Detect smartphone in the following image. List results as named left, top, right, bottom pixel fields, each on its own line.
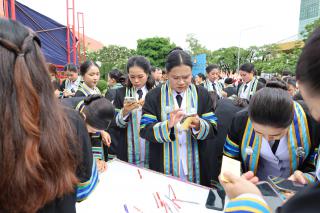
left=268, top=175, right=307, bottom=193
left=124, top=96, right=137, bottom=103
left=205, top=188, right=226, bottom=211
left=256, top=181, right=283, bottom=212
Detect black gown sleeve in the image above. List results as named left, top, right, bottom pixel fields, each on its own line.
left=67, top=109, right=98, bottom=202
left=223, top=110, right=248, bottom=161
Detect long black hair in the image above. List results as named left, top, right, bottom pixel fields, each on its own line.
left=249, top=82, right=294, bottom=128
left=0, top=18, right=78, bottom=212
left=126, top=56, right=154, bottom=90
left=81, top=95, right=115, bottom=130
left=296, top=27, right=320, bottom=94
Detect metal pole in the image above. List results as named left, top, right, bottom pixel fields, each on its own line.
left=66, top=0, right=70, bottom=63
left=237, top=31, right=241, bottom=72
left=237, top=25, right=262, bottom=72
left=10, top=0, right=15, bottom=20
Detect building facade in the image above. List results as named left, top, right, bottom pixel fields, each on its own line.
left=299, top=0, right=320, bottom=37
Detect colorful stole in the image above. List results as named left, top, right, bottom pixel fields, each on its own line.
left=65, top=76, right=81, bottom=92
left=240, top=102, right=312, bottom=174
left=160, top=82, right=201, bottom=183
left=203, top=79, right=223, bottom=93
left=75, top=101, right=104, bottom=161
left=110, top=83, right=123, bottom=90
left=116, top=87, right=149, bottom=168
left=77, top=82, right=101, bottom=96
left=238, top=77, right=259, bottom=100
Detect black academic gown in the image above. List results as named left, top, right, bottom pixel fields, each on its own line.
left=211, top=98, right=245, bottom=173
left=108, top=87, right=129, bottom=161
left=140, top=85, right=218, bottom=186
left=223, top=86, right=237, bottom=97
left=37, top=108, right=94, bottom=213
left=224, top=101, right=319, bottom=175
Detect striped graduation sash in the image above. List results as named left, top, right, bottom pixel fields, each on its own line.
left=160, top=82, right=201, bottom=183
left=241, top=102, right=311, bottom=174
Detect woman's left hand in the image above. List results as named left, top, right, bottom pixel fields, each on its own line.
left=96, top=159, right=107, bottom=173
left=100, top=130, right=111, bottom=147
left=189, top=115, right=200, bottom=131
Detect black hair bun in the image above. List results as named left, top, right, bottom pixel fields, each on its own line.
left=84, top=94, right=104, bottom=105
left=168, top=47, right=183, bottom=55
left=266, top=80, right=288, bottom=91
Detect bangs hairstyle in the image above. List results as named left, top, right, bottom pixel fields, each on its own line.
left=126, top=56, right=154, bottom=90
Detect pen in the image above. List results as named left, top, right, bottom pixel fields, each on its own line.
left=173, top=199, right=200, bottom=205
left=137, top=169, right=142, bottom=179
left=124, top=204, right=129, bottom=213
left=153, top=193, right=159, bottom=208
left=156, top=192, right=163, bottom=207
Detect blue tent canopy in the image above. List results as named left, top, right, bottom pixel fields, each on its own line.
left=7, top=1, right=78, bottom=66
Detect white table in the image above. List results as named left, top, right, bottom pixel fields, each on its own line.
left=76, top=159, right=223, bottom=213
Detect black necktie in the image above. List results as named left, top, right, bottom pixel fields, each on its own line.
left=243, top=84, right=248, bottom=92
left=176, top=94, right=182, bottom=108
left=212, top=83, right=216, bottom=91
left=271, top=140, right=280, bottom=155
left=137, top=89, right=143, bottom=100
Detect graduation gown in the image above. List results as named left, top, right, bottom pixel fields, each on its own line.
left=111, top=86, right=150, bottom=167
left=140, top=83, right=218, bottom=185
left=75, top=100, right=106, bottom=161
left=37, top=108, right=98, bottom=213
left=74, top=82, right=101, bottom=97
left=223, top=101, right=319, bottom=178
left=237, top=77, right=264, bottom=100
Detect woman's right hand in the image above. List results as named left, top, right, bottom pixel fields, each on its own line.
left=168, top=109, right=185, bottom=129
left=219, top=171, right=262, bottom=199
left=122, top=101, right=140, bottom=117
left=288, top=170, right=308, bottom=185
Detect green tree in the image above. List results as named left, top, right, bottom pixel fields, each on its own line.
left=185, top=34, right=209, bottom=55
left=301, top=17, right=320, bottom=41
left=86, top=45, right=136, bottom=79
left=136, top=37, right=176, bottom=68
left=207, top=47, right=252, bottom=72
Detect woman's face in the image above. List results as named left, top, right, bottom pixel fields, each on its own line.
left=299, top=82, right=320, bottom=122
left=207, top=69, right=220, bottom=82
left=288, top=84, right=297, bottom=97
left=128, top=66, right=148, bottom=89
left=252, top=122, right=289, bottom=141
left=83, top=66, right=100, bottom=88
left=239, top=71, right=253, bottom=83
left=168, top=65, right=192, bottom=93
left=67, top=71, right=78, bottom=82
left=107, top=74, right=116, bottom=86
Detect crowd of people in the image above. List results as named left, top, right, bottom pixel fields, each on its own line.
left=1, top=18, right=320, bottom=213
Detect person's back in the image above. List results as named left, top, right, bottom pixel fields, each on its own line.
left=0, top=19, right=96, bottom=213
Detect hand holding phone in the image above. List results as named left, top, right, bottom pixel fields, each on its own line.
left=123, top=97, right=139, bottom=116
left=256, top=181, right=283, bottom=212
left=268, top=175, right=307, bottom=193
left=205, top=188, right=226, bottom=211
